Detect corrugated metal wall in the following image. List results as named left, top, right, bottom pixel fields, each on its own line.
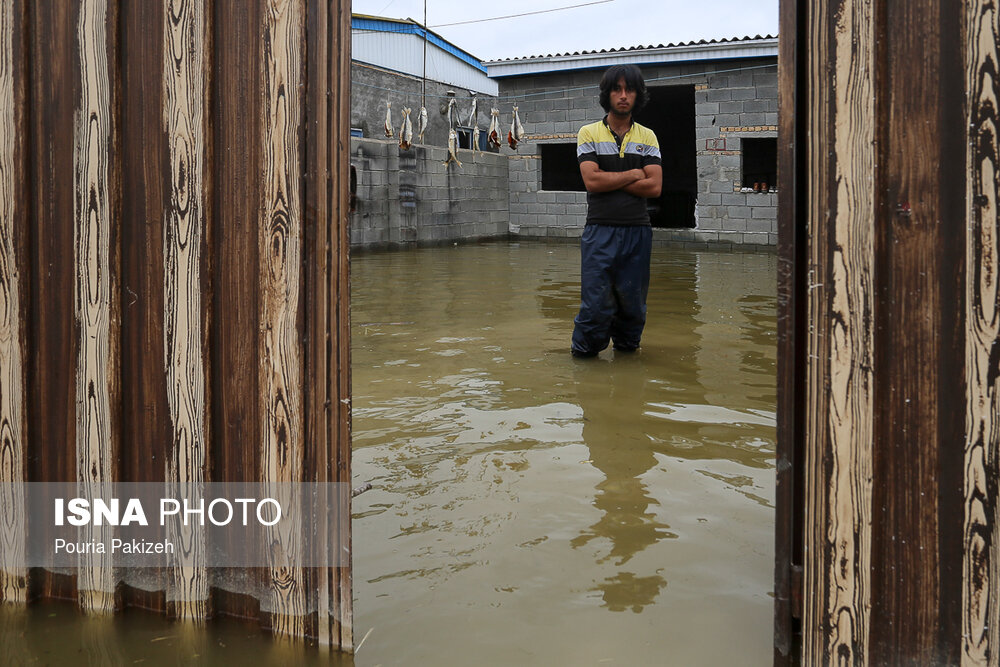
left=0, top=0, right=353, bottom=650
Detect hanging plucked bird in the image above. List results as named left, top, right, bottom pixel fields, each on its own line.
left=417, top=106, right=428, bottom=143
left=469, top=97, right=480, bottom=153
left=508, top=105, right=525, bottom=150
left=488, top=108, right=502, bottom=149
left=399, top=107, right=413, bottom=150
left=468, top=96, right=478, bottom=127
left=444, top=129, right=463, bottom=167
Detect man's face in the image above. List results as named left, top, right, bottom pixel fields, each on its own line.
left=610, top=77, right=637, bottom=116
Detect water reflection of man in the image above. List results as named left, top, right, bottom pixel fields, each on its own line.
left=571, top=355, right=671, bottom=612
left=572, top=65, right=662, bottom=358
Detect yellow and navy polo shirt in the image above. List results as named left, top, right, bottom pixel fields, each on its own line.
left=577, top=117, right=661, bottom=225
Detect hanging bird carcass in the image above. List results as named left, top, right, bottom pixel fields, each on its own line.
left=398, top=107, right=413, bottom=150
left=444, top=129, right=463, bottom=168
left=417, top=106, right=428, bottom=143
left=487, top=108, right=502, bottom=149
left=508, top=105, right=525, bottom=150
left=468, top=97, right=478, bottom=127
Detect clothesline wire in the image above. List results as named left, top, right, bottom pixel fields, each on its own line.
left=352, top=63, right=778, bottom=104
left=429, top=0, right=614, bottom=28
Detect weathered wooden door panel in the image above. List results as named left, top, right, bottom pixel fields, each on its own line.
left=0, top=0, right=352, bottom=650
left=869, top=3, right=967, bottom=663
left=776, top=0, right=1000, bottom=664
left=0, top=0, right=29, bottom=610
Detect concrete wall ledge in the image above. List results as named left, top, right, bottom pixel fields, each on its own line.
left=350, top=234, right=513, bottom=254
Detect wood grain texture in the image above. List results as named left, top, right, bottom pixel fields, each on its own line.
left=12, top=0, right=355, bottom=646
left=304, top=0, right=353, bottom=648
left=30, top=8, right=79, bottom=480
left=163, top=0, right=209, bottom=622
left=119, top=0, right=170, bottom=614
left=120, top=1, right=170, bottom=483
left=29, top=0, right=80, bottom=605
left=934, top=6, right=967, bottom=659
left=74, top=0, right=118, bottom=615
left=211, top=0, right=260, bottom=486
left=332, top=0, right=353, bottom=647
left=774, top=0, right=806, bottom=661
left=790, top=1, right=975, bottom=662
left=210, top=0, right=264, bottom=625
left=801, top=0, right=879, bottom=658
left=303, top=0, right=330, bottom=645
left=869, top=0, right=967, bottom=662
left=801, top=0, right=835, bottom=661
left=824, top=0, right=876, bottom=661
left=261, top=0, right=305, bottom=638
left=870, top=0, right=942, bottom=659
left=964, top=0, right=1000, bottom=663
left=0, top=0, right=26, bottom=606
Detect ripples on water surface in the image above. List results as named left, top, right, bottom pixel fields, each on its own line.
left=0, top=241, right=774, bottom=666
left=352, top=241, right=777, bottom=666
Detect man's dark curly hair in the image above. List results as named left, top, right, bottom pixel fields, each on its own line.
left=598, top=64, right=649, bottom=114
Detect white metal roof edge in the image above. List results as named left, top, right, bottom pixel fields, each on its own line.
left=353, top=33, right=499, bottom=95
left=486, top=39, right=778, bottom=78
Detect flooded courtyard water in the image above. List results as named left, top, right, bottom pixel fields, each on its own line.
left=351, top=241, right=777, bottom=666
left=0, top=240, right=775, bottom=666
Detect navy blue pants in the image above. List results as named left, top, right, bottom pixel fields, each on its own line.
left=571, top=224, right=652, bottom=356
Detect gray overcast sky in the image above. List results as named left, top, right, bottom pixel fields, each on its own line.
left=351, top=0, right=779, bottom=62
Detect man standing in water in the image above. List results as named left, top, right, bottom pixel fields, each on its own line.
left=572, top=64, right=662, bottom=358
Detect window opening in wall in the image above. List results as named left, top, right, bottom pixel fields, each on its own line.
left=540, top=143, right=586, bottom=192
left=634, top=85, right=697, bottom=228
left=741, top=137, right=777, bottom=191
left=477, top=129, right=492, bottom=153
left=457, top=126, right=473, bottom=150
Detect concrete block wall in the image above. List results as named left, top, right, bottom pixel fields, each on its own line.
left=351, top=62, right=499, bottom=149
left=694, top=63, right=778, bottom=245
left=507, top=155, right=589, bottom=238
left=350, top=137, right=509, bottom=248
left=496, top=57, right=779, bottom=245
left=495, top=69, right=599, bottom=238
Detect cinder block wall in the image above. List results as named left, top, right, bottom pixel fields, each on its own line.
left=350, top=137, right=509, bottom=248
left=351, top=62, right=499, bottom=149
left=495, top=57, right=778, bottom=247
left=694, top=65, right=778, bottom=245
left=507, top=155, right=589, bottom=238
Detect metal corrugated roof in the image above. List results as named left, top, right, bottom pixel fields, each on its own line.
left=485, top=35, right=778, bottom=78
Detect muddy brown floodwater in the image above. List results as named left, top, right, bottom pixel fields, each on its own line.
left=0, top=241, right=775, bottom=666
left=351, top=241, right=777, bottom=666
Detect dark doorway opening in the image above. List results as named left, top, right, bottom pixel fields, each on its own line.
left=634, top=85, right=697, bottom=228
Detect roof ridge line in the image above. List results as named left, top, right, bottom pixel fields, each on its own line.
left=484, top=34, right=778, bottom=64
